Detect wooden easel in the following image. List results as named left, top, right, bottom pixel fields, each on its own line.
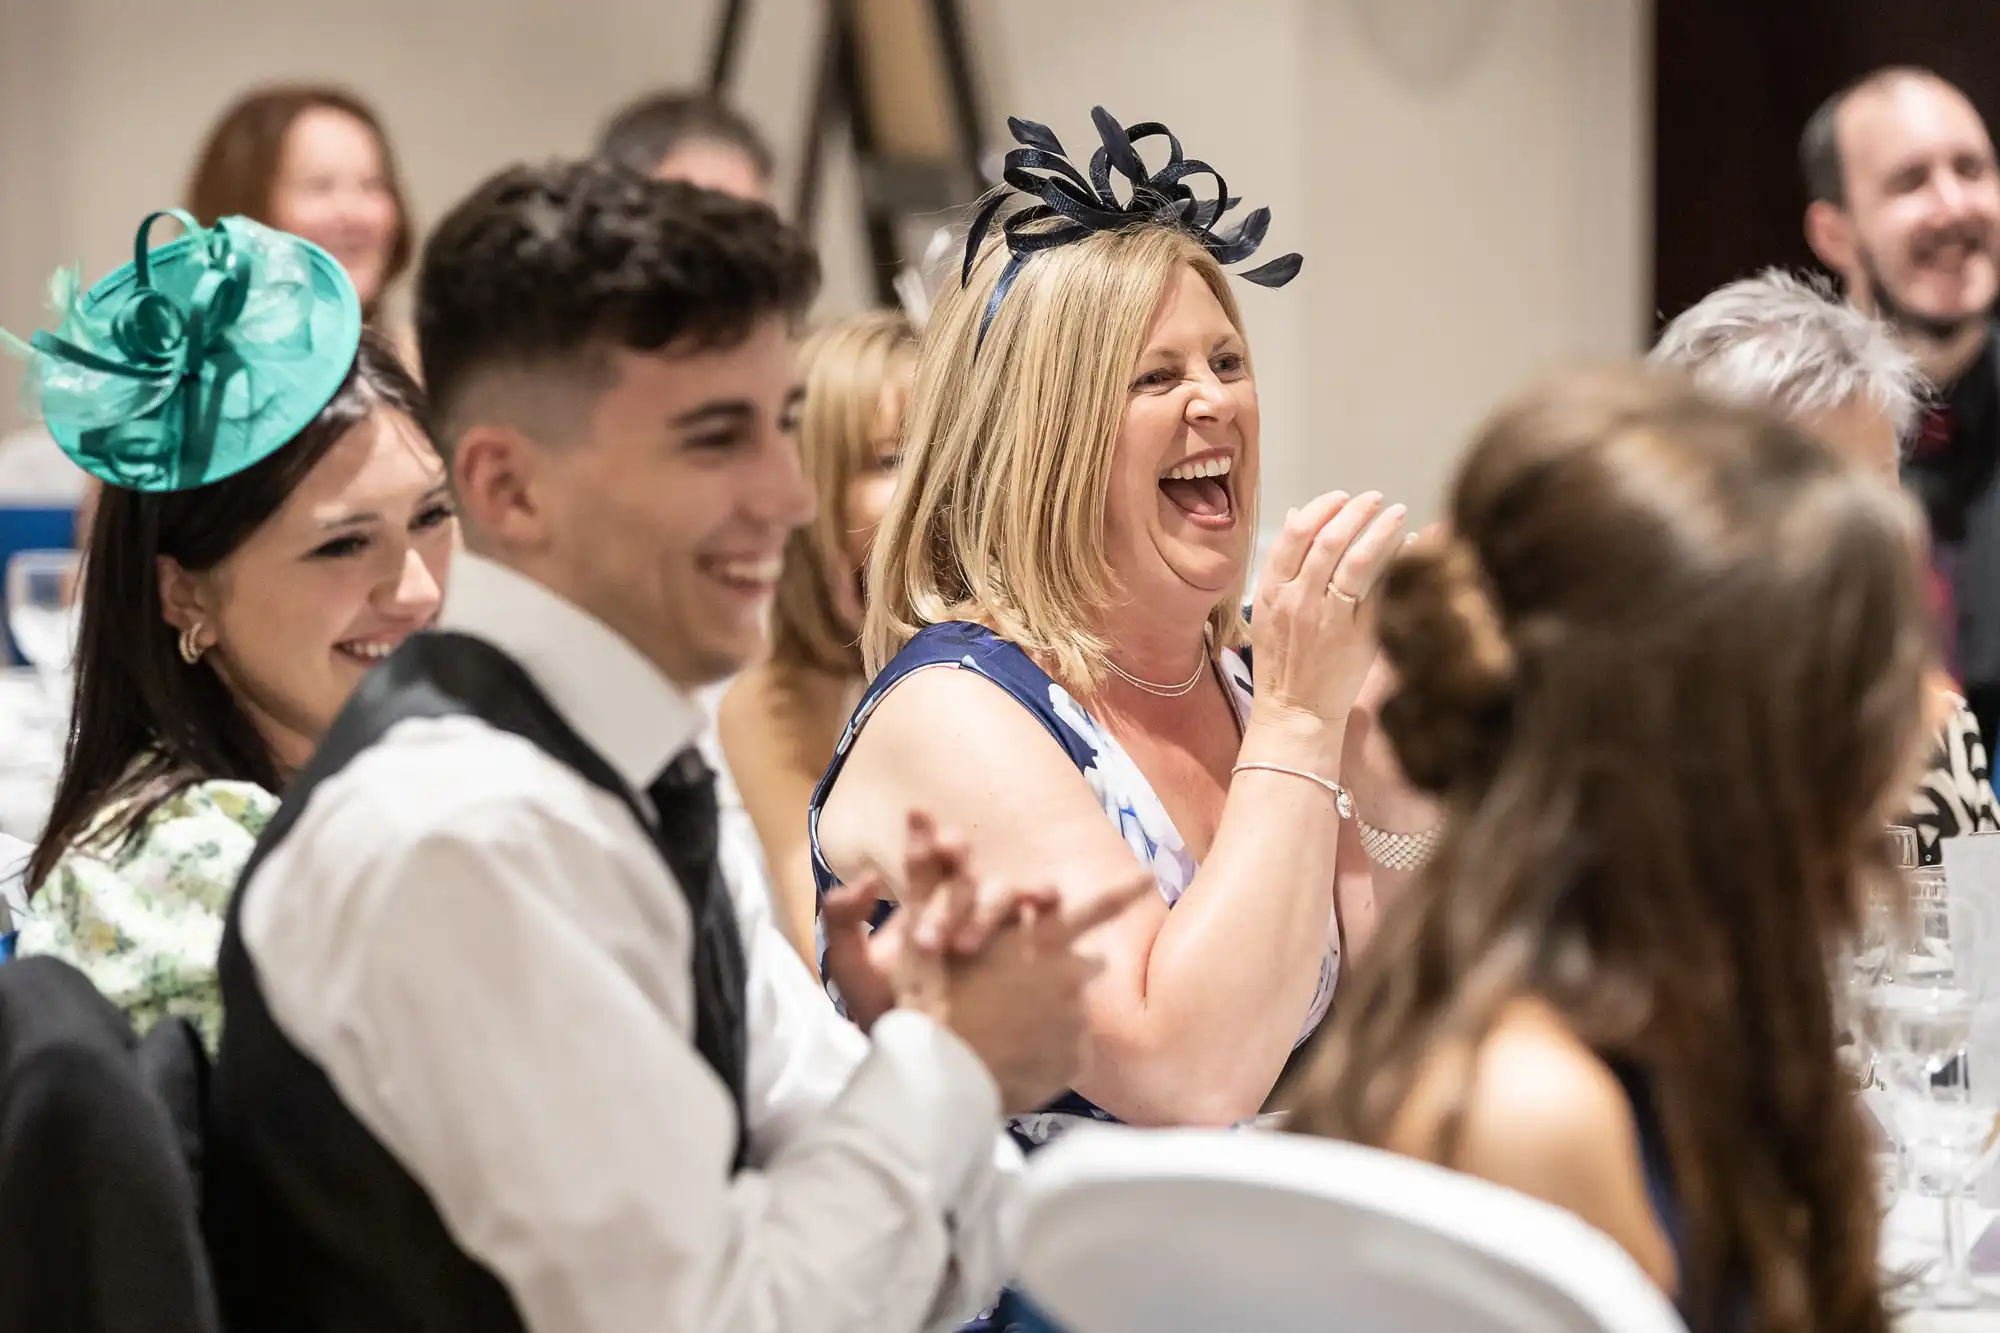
left=708, top=0, right=991, bottom=308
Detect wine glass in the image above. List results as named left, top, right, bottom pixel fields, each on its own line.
left=1844, top=830, right=1917, bottom=1085
left=1862, top=886, right=2000, bottom=1308
left=4, top=549, right=80, bottom=742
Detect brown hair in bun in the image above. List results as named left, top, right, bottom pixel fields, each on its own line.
left=1376, top=534, right=1516, bottom=795
left=1287, top=364, right=1932, bottom=1333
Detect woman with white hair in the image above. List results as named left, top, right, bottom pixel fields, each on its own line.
left=1652, top=268, right=1998, bottom=862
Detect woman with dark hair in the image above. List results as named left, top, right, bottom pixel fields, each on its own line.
left=187, top=84, right=413, bottom=328
left=719, top=309, right=914, bottom=965
left=1284, top=367, right=1932, bottom=1333
left=8, top=209, right=453, bottom=1047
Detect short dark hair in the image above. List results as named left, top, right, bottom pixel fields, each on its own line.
left=30, top=331, right=425, bottom=893
left=595, top=91, right=774, bottom=181
left=1801, top=65, right=1950, bottom=206
left=416, top=158, right=820, bottom=451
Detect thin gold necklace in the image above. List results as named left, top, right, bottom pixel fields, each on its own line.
left=1104, top=630, right=1211, bottom=698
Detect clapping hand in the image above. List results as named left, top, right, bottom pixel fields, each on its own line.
left=824, top=811, right=1152, bottom=1112
left=821, top=812, right=1057, bottom=1030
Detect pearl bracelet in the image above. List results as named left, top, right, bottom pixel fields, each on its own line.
left=1355, top=816, right=1447, bottom=872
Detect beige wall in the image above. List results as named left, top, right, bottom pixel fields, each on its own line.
left=0, top=0, right=871, bottom=432
left=0, top=0, right=1650, bottom=523
left=969, top=0, right=1650, bottom=520
left=1300, top=0, right=1652, bottom=516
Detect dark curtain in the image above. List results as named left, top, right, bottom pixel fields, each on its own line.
left=1652, top=0, right=2000, bottom=332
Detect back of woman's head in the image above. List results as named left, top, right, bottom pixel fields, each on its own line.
left=1381, top=366, right=1927, bottom=877
left=769, top=310, right=915, bottom=678
left=1288, top=365, right=1927, bottom=1333
left=865, top=222, right=1248, bottom=684
left=29, top=331, right=422, bottom=892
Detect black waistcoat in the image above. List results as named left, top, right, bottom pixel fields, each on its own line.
left=205, top=631, right=749, bottom=1333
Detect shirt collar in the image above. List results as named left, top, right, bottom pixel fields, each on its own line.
left=439, top=551, right=704, bottom=792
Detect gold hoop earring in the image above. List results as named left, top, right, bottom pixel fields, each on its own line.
left=178, top=623, right=206, bottom=665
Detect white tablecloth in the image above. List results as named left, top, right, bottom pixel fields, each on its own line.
left=1892, top=1196, right=2000, bottom=1330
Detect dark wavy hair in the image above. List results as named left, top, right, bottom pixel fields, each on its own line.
left=28, top=332, right=425, bottom=894
left=416, top=158, right=818, bottom=454
left=1283, top=367, right=1930, bottom=1333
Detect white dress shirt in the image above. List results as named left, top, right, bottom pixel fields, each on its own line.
left=239, top=552, right=1021, bottom=1333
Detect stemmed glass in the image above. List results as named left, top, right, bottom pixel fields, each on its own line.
left=1857, top=846, right=2000, bottom=1309
left=1845, top=830, right=1913, bottom=1192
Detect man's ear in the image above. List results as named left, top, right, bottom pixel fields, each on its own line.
left=452, top=425, right=555, bottom=553
left=1806, top=199, right=1859, bottom=279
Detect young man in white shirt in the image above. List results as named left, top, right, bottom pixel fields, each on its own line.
left=204, top=160, right=1140, bottom=1333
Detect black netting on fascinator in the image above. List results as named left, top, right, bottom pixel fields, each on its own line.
left=962, top=106, right=1304, bottom=349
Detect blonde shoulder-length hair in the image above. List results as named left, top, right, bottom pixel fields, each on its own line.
left=865, top=222, right=1253, bottom=688
left=770, top=310, right=916, bottom=678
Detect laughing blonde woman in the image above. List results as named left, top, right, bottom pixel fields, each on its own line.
left=809, top=110, right=1437, bottom=1163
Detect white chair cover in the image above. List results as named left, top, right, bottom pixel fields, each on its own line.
left=1017, top=1125, right=1688, bottom=1333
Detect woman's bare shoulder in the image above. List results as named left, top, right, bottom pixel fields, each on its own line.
left=1390, top=998, right=1678, bottom=1290
left=816, top=660, right=1132, bottom=891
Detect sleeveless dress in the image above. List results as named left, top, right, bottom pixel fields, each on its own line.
left=1607, top=1058, right=1744, bottom=1333
left=811, top=622, right=1341, bottom=1333
left=808, top=621, right=1340, bottom=1148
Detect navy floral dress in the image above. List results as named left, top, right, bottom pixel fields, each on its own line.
left=809, top=622, right=1341, bottom=1331
left=809, top=621, right=1338, bottom=1147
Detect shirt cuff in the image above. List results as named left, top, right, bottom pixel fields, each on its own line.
left=868, top=1009, right=1004, bottom=1205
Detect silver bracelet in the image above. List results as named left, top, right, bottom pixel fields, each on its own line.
left=1231, top=762, right=1354, bottom=819
left=1355, top=815, right=1447, bottom=871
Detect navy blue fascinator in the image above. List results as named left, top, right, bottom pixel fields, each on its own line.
left=961, top=106, right=1304, bottom=346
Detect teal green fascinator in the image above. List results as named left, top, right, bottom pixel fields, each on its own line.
left=2, top=209, right=362, bottom=491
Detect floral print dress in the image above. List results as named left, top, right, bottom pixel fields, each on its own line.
left=19, top=778, right=277, bottom=1051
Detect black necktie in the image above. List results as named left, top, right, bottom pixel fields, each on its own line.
left=647, top=747, right=722, bottom=918
left=647, top=746, right=749, bottom=1161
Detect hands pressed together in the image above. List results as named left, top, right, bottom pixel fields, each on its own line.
left=821, top=811, right=1151, bottom=1113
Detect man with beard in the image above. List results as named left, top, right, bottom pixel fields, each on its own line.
left=1803, top=66, right=2000, bottom=743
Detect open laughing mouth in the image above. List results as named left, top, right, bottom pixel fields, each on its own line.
left=701, top=554, right=784, bottom=595
left=1160, top=452, right=1236, bottom=528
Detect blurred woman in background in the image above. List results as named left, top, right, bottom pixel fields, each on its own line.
left=1286, top=368, right=1929, bottom=1333
left=187, top=84, right=414, bottom=335
left=13, top=210, right=452, bottom=1047
left=719, top=310, right=914, bottom=966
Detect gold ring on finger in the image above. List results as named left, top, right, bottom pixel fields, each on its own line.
left=1326, top=583, right=1361, bottom=606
